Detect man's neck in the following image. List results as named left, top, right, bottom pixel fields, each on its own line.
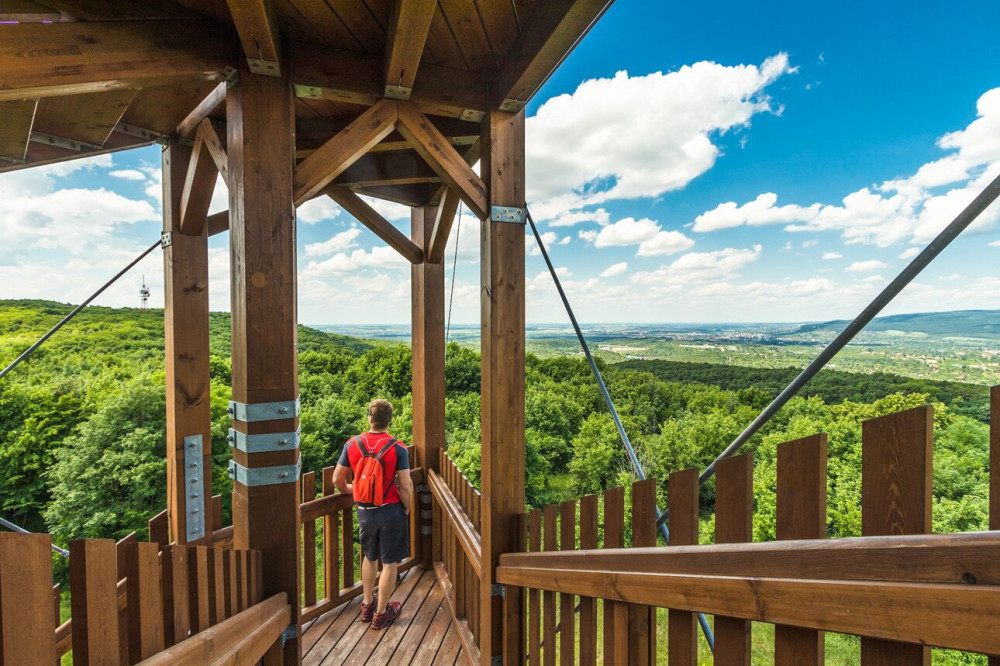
left=368, top=428, right=388, bottom=434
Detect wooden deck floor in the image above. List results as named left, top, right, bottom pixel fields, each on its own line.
left=301, top=567, right=468, bottom=665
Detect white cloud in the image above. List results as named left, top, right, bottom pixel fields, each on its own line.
left=802, top=240, right=818, bottom=248
left=845, top=260, right=888, bottom=272
left=529, top=231, right=559, bottom=256
left=898, top=247, right=921, bottom=259
left=109, top=169, right=147, bottom=181
left=990, top=240, right=1000, bottom=247
left=690, top=87, right=1000, bottom=247
left=304, top=228, right=362, bottom=257
left=526, top=54, right=794, bottom=220
left=578, top=216, right=694, bottom=257
left=303, top=246, right=409, bottom=276
left=558, top=236, right=571, bottom=245
left=822, top=252, right=843, bottom=260
left=545, top=208, right=611, bottom=228
left=631, top=245, right=762, bottom=286
left=600, top=262, right=629, bottom=278
left=298, top=197, right=342, bottom=225
left=637, top=230, right=695, bottom=256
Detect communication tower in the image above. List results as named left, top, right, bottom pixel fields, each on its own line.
left=139, top=276, right=150, bottom=310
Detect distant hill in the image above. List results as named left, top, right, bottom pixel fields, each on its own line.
left=790, top=310, right=1000, bottom=340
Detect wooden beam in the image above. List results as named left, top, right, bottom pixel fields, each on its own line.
left=384, top=0, right=437, bottom=99
left=479, top=108, right=526, bottom=664
left=714, top=454, right=753, bottom=666
left=0, top=99, right=37, bottom=161
left=179, top=120, right=223, bottom=236
left=325, top=184, right=423, bottom=263
left=0, top=533, right=56, bottom=664
left=293, top=98, right=398, bottom=206
left=0, top=1, right=64, bottom=22
left=427, top=188, right=460, bottom=264
left=163, top=136, right=212, bottom=545
left=493, top=0, right=614, bottom=110
left=353, top=183, right=433, bottom=207
left=176, top=80, right=228, bottom=139
left=333, top=149, right=440, bottom=188
left=0, top=129, right=149, bottom=173
left=293, top=41, right=489, bottom=120
left=225, top=0, right=281, bottom=76
left=33, top=88, right=137, bottom=146
left=396, top=101, right=488, bottom=219
left=227, top=59, right=300, bottom=663
left=0, top=20, right=235, bottom=102
left=297, top=115, right=479, bottom=156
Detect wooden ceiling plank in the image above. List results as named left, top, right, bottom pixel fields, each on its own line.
left=330, top=0, right=387, bottom=54
left=33, top=88, right=138, bottom=147
left=225, top=0, right=282, bottom=76
left=326, top=184, right=423, bottom=263
left=438, top=0, right=495, bottom=71
left=179, top=125, right=220, bottom=236
left=0, top=99, right=38, bottom=162
left=332, top=149, right=439, bottom=187
left=427, top=186, right=459, bottom=263
left=292, top=98, right=398, bottom=205
left=424, top=8, right=468, bottom=69
left=0, top=131, right=149, bottom=174
left=0, top=20, right=235, bottom=103
left=292, top=41, right=489, bottom=119
left=395, top=100, right=486, bottom=218
left=282, top=0, right=358, bottom=48
left=29, top=0, right=197, bottom=19
left=476, top=0, right=521, bottom=64
left=383, top=0, right=437, bottom=99
left=176, top=80, right=228, bottom=139
left=352, top=183, right=431, bottom=207
left=494, top=0, right=614, bottom=110
left=0, top=0, right=64, bottom=22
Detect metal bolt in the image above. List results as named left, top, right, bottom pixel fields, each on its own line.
left=192, top=509, right=199, bottom=514
left=189, top=462, right=197, bottom=468
left=280, top=472, right=289, bottom=478
left=227, top=433, right=235, bottom=442
left=190, top=493, right=199, bottom=499
left=278, top=406, right=289, bottom=414
left=279, top=439, right=288, bottom=446
left=190, top=477, right=198, bottom=484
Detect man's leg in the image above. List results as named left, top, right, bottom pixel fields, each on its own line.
left=376, top=561, right=399, bottom=613
left=362, top=556, right=379, bottom=605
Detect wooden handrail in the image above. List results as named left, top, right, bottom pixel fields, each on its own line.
left=138, top=593, right=289, bottom=665
left=427, top=468, right=482, bottom=578
left=499, top=531, right=1000, bottom=584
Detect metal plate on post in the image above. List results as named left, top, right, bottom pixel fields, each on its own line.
left=227, top=398, right=300, bottom=422
left=228, top=456, right=301, bottom=487
left=227, top=428, right=300, bottom=453
left=490, top=206, right=527, bottom=224
left=184, top=434, right=206, bottom=541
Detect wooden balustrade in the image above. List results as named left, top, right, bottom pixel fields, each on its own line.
left=427, top=450, right=482, bottom=662
left=298, top=448, right=425, bottom=624
left=497, top=395, right=1000, bottom=664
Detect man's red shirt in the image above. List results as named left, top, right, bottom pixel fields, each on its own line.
left=337, top=432, right=409, bottom=506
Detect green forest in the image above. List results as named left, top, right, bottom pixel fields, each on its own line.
left=1, top=299, right=993, bottom=548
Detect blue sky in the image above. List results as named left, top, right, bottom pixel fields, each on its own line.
left=2, top=0, right=999, bottom=325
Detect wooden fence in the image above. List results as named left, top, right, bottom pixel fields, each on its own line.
left=0, top=531, right=286, bottom=665
left=298, top=448, right=425, bottom=623
left=499, top=397, right=1000, bottom=664
left=426, top=450, right=482, bottom=662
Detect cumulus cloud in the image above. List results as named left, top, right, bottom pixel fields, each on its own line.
left=302, top=246, right=409, bottom=276
left=631, top=245, right=762, bottom=286
left=109, top=169, right=147, bottom=181
left=899, top=247, right=921, bottom=259
left=845, top=260, right=888, bottom=272
left=690, top=87, right=1000, bottom=246
left=298, top=197, right=341, bottom=225
left=637, top=230, right=696, bottom=256
left=529, top=231, right=559, bottom=256
left=304, top=228, right=362, bottom=257
left=526, top=54, right=794, bottom=220
left=822, top=252, right=843, bottom=260
left=990, top=240, right=1000, bottom=247
left=578, top=216, right=694, bottom=257
left=600, top=262, right=629, bottom=278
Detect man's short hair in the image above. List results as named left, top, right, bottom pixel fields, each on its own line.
left=368, top=399, right=393, bottom=429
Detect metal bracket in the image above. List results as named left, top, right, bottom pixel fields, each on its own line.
left=420, top=509, right=432, bottom=519
left=459, top=109, right=485, bottom=123
left=227, top=398, right=300, bottom=422
left=247, top=58, right=280, bottom=77
left=223, top=66, right=239, bottom=87
left=491, top=583, right=505, bottom=599
left=280, top=623, right=298, bottom=646
left=420, top=525, right=433, bottom=535
left=490, top=206, right=527, bottom=224
left=228, top=456, right=301, bottom=487
left=498, top=98, right=527, bottom=113
left=183, top=435, right=206, bottom=541
left=114, top=122, right=168, bottom=145
left=160, top=231, right=173, bottom=248
left=384, top=84, right=412, bottom=100
left=227, top=428, right=300, bottom=454
left=29, top=131, right=102, bottom=152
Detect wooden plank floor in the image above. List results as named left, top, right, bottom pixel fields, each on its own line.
left=302, top=567, right=467, bottom=665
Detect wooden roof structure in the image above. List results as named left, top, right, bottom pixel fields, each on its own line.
left=0, top=0, right=611, bottom=208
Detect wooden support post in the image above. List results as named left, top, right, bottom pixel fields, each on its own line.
left=67, top=539, right=118, bottom=665
left=0, top=534, right=57, bottom=664
left=161, top=545, right=190, bottom=648
left=412, top=204, right=445, bottom=569
left=163, top=135, right=212, bottom=546
left=713, top=453, right=753, bottom=666
left=861, top=406, right=932, bottom=666
left=479, top=108, right=526, bottom=666
left=126, top=541, right=165, bottom=662
left=775, top=434, right=827, bottom=664
left=227, top=60, right=301, bottom=665
left=602, top=487, right=627, bottom=665
left=991, top=386, right=999, bottom=666
left=667, top=470, right=698, bottom=666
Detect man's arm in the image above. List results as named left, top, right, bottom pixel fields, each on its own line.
left=396, top=468, right=413, bottom=515
left=332, top=464, right=352, bottom=495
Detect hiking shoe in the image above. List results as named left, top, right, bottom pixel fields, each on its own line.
left=371, top=602, right=401, bottom=630
left=360, top=591, right=378, bottom=623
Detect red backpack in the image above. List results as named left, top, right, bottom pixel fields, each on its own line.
left=352, top=436, right=398, bottom=505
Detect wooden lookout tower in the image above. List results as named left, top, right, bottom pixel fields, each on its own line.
left=2, top=1, right=1000, bottom=665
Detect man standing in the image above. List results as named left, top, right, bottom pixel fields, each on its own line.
left=333, top=399, right=413, bottom=629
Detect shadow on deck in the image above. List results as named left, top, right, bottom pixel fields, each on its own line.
left=302, top=567, right=467, bottom=665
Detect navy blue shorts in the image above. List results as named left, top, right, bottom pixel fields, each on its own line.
left=358, top=502, right=409, bottom=564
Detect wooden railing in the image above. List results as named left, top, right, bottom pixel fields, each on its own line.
left=498, top=399, right=1000, bottom=664
left=427, top=450, right=482, bottom=662
left=0, top=531, right=275, bottom=664
left=298, top=450, right=425, bottom=623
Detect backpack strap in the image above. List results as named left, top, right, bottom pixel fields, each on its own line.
left=373, top=438, right=398, bottom=460
left=352, top=435, right=370, bottom=458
